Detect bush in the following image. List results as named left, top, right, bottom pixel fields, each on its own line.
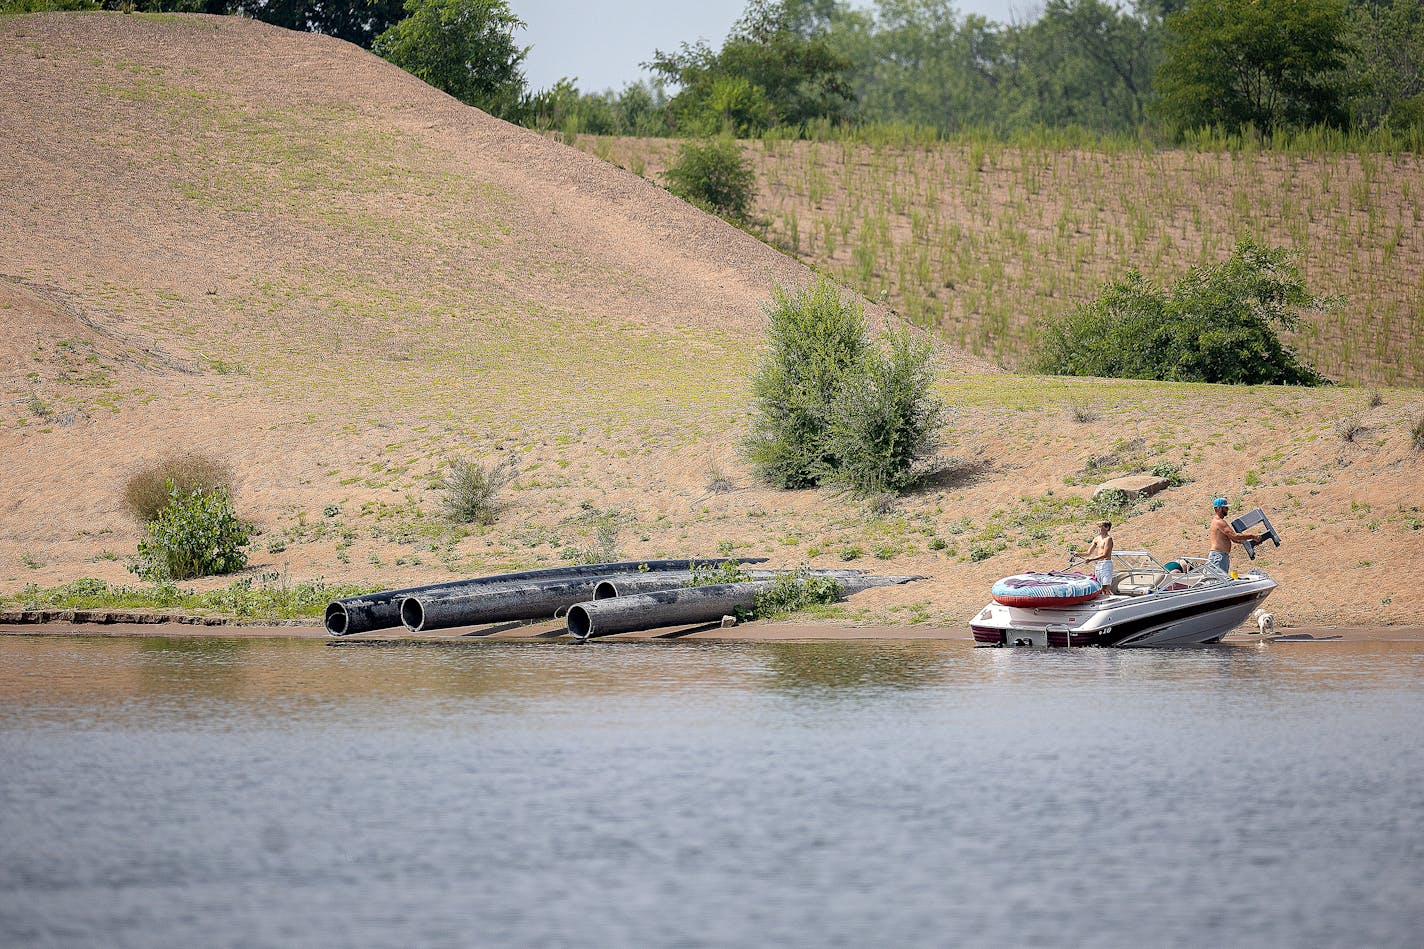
left=663, top=137, right=756, bottom=221
left=825, top=328, right=944, bottom=494
left=1336, top=414, right=1365, bottom=442
left=1032, top=240, right=1331, bottom=386
left=1412, top=416, right=1424, bottom=452
left=440, top=456, right=517, bottom=525
left=749, top=570, right=842, bottom=620
left=746, top=278, right=944, bottom=494
left=124, top=452, right=234, bottom=524
left=130, top=486, right=251, bottom=582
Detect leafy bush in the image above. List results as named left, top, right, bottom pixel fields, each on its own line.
left=749, top=570, right=842, bottom=620
left=1032, top=240, right=1331, bottom=386
left=746, top=278, right=944, bottom=494
left=440, top=456, right=517, bottom=525
left=130, top=486, right=251, bottom=582
left=123, top=452, right=233, bottom=524
left=1149, top=461, right=1191, bottom=486
left=663, top=137, right=756, bottom=221
left=825, top=328, right=945, bottom=494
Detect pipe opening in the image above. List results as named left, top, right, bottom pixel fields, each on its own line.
left=399, top=597, right=425, bottom=632
left=593, top=580, right=619, bottom=600
left=324, top=603, right=349, bottom=636
left=567, top=605, right=592, bottom=640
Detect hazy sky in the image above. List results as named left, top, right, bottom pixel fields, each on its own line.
left=511, top=1, right=1031, bottom=94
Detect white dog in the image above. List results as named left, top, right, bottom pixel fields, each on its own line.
left=1253, top=609, right=1275, bottom=635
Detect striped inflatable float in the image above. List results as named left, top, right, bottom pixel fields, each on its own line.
left=991, top=571, right=1102, bottom=608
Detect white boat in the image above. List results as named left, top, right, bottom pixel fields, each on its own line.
left=970, top=551, right=1277, bottom=648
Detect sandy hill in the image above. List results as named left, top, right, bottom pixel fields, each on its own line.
left=2, top=11, right=1421, bottom=629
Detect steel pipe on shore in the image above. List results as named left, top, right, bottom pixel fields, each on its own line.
left=324, top=558, right=766, bottom=636
left=568, top=581, right=775, bottom=640
left=568, top=574, right=922, bottom=640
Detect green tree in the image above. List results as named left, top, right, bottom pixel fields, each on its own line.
left=1346, top=0, right=1424, bottom=131
left=834, top=0, right=1008, bottom=132
left=238, top=0, right=408, bottom=48
left=1153, top=0, right=1351, bottom=135
left=1032, top=240, right=1331, bottom=386
left=374, top=0, right=528, bottom=119
left=647, top=0, right=855, bottom=134
left=1002, top=0, right=1162, bottom=131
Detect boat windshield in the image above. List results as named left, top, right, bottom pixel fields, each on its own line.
left=1106, top=551, right=1230, bottom=595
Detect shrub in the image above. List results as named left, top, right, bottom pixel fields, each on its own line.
left=562, top=510, right=622, bottom=565
left=663, top=136, right=756, bottom=221
left=130, top=486, right=251, bottom=582
left=123, top=453, right=234, bottom=524
left=1066, top=403, right=1099, bottom=423
left=1032, top=240, right=1331, bottom=386
left=1336, top=414, right=1365, bottom=442
left=746, top=278, right=868, bottom=488
left=440, top=456, right=517, bottom=524
left=745, top=278, right=945, bottom=495
left=1412, top=416, right=1424, bottom=452
left=825, top=328, right=945, bottom=494
left=749, top=570, right=842, bottom=620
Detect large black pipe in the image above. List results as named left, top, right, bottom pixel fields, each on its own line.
left=568, top=574, right=922, bottom=640
left=401, top=577, right=610, bottom=632
left=325, top=558, right=766, bottom=635
left=402, top=568, right=875, bottom=633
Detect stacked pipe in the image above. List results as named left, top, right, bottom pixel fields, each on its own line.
left=324, top=558, right=766, bottom=636
left=397, top=568, right=878, bottom=634
left=568, top=574, right=923, bottom=641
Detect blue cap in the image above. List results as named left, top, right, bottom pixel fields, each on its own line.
left=1213, top=497, right=1228, bottom=508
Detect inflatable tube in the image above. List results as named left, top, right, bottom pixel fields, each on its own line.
left=991, top=572, right=1102, bottom=608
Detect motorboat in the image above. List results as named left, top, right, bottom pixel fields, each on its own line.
left=970, top=550, right=1277, bottom=648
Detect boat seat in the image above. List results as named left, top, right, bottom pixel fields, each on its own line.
left=1111, top=570, right=1166, bottom=596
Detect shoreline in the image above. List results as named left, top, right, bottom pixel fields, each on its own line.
left=3, top=620, right=1422, bottom=644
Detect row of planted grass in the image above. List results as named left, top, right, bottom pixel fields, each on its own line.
left=580, top=135, right=1424, bottom=388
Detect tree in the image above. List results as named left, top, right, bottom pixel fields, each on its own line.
left=1346, top=0, right=1424, bottom=131
left=374, top=0, right=528, bottom=119
left=1032, top=240, right=1331, bottom=386
left=1005, top=0, right=1162, bottom=130
left=238, top=0, right=408, bottom=48
left=646, top=0, right=856, bottom=134
left=1153, top=0, right=1351, bottom=135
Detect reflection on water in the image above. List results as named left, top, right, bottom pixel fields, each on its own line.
left=2, top=635, right=1422, bottom=948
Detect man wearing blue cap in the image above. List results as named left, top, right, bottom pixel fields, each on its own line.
left=1207, top=498, right=1264, bottom=575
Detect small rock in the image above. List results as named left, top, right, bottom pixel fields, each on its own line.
left=720, top=614, right=738, bottom=628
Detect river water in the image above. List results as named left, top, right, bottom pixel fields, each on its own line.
left=2, top=634, right=1422, bottom=948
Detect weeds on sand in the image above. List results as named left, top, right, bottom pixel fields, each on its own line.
left=1, top=574, right=377, bottom=620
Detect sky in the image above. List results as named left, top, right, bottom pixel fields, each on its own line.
left=510, top=1, right=1029, bottom=95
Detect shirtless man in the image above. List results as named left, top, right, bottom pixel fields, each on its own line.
left=1207, top=498, right=1263, bottom=575
left=1078, top=521, right=1114, bottom=591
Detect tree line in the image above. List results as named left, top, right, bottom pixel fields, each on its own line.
left=8, top=0, right=1421, bottom=142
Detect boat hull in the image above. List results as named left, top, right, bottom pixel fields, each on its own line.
left=969, top=574, right=1276, bottom=648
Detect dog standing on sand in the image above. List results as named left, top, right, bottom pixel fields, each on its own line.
left=1254, top=608, right=1275, bottom=635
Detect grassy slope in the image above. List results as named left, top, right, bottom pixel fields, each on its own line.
left=586, top=135, right=1424, bottom=387
left=1, top=12, right=1421, bottom=628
